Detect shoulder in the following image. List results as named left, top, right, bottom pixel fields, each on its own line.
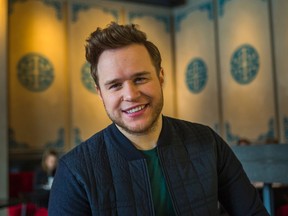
left=59, top=127, right=109, bottom=173
left=162, top=116, right=225, bottom=156
left=164, top=116, right=214, bottom=139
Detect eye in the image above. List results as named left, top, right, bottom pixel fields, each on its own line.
left=109, top=83, right=122, bottom=90
left=134, top=77, right=148, bottom=84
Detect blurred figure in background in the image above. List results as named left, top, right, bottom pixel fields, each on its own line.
left=33, top=148, right=58, bottom=208
left=237, top=138, right=251, bottom=146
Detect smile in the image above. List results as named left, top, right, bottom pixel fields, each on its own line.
left=125, top=105, right=146, bottom=114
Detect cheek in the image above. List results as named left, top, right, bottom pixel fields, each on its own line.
left=102, top=94, right=121, bottom=109
left=146, top=82, right=162, bottom=95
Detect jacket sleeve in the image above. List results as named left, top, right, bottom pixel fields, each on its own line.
left=213, top=130, right=269, bottom=216
left=48, top=159, right=92, bottom=215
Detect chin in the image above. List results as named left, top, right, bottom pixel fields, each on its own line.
left=123, top=125, right=150, bottom=135
left=123, top=119, right=160, bottom=135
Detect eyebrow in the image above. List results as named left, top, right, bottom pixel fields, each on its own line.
left=104, top=71, right=151, bottom=87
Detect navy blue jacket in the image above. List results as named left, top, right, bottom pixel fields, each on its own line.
left=49, top=116, right=268, bottom=216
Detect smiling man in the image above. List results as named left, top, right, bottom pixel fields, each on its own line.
left=48, top=22, right=268, bottom=216
left=96, top=44, right=164, bottom=149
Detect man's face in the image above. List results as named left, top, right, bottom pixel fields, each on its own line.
left=97, top=44, right=164, bottom=135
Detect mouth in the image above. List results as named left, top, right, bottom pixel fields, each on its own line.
left=124, top=105, right=147, bottom=114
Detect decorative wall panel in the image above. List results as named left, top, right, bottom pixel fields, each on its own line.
left=9, top=0, right=67, bottom=150
left=218, top=0, right=276, bottom=144
left=174, top=0, right=220, bottom=132
left=125, top=4, right=175, bottom=117
left=69, top=2, right=120, bottom=146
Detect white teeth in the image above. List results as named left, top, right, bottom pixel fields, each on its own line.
left=126, top=105, right=145, bottom=114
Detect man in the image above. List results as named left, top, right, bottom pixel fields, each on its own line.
left=49, top=22, right=268, bottom=215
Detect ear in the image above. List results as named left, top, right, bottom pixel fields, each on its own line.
left=96, top=85, right=103, bottom=101
left=159, top=68, right=164, bottom=86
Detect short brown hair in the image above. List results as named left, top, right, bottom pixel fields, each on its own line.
left=85, top=22, right=162, bottom=88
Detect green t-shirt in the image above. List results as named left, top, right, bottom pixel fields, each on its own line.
left=142, top=148, right=176, bottom=216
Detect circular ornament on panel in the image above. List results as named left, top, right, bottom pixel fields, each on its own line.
left=231, top=44, right=259, bottom=84
left=185, top=58, right=208, bottom=93
left=81, top=62, right=96, bottom=94
left=17, top=53, right=54, bottom=92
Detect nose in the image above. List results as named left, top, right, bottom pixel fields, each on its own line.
left=122, top=82, right=140, bottom=101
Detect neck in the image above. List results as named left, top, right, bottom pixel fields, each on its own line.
left=118, top=115, right=163, bottom=151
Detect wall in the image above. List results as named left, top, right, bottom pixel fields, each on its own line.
left=9, top=0, right=69, bottom=154
left=0, top=0, right=8, bottom=214
left=174, top=0, right=220, bottom=133
left=7, top=0, right=288, bottom=161
left=174, top=0, right=288, bottom=145
left=8, top=0, right=174, bottom=155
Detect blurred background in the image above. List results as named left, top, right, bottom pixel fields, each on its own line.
left=0, top=0, right=288, bottom=215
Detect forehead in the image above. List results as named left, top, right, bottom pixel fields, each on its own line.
left=97, top=44, right=155, bottom=81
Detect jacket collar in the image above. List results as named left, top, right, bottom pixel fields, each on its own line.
left=104, top=116, right=177, bottom=161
